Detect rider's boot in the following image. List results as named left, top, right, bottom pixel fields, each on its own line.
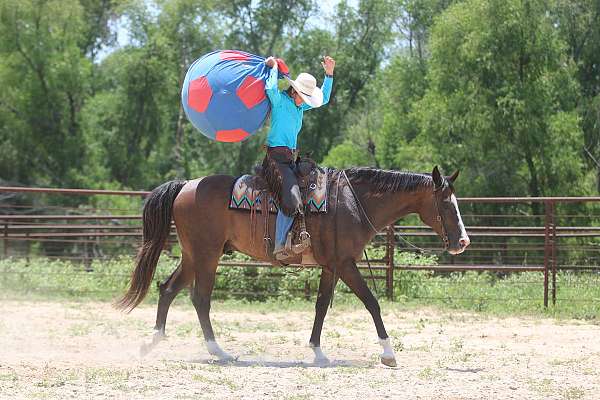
left=274, top=232, right=294, bottom=261
left=292, top=213, right=311, bottom=254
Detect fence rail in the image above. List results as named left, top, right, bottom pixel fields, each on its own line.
left=1, top=186, right=599, bottom=307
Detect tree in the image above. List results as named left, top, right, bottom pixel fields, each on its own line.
left=552, top=0, right=600, bottom=193
left=416, top=0, right=585, bottom=199
left=0, top=0, right=91, bottom=187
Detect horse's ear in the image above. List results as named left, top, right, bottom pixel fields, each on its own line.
left=447, top=170, right=459, bottom=183
left=432, top=165, right=444, bottom=187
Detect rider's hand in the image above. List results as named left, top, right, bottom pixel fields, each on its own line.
left=322, top=56, right=335, bottom=76
left=265, top=56, right=277, bottom=68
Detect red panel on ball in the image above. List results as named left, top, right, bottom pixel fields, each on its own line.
left=216, top=128, right=250, bottom=142
left=188, top=76, right=211, bottom=113
left=219, top=50, right=250, bottom=61
left=236, top=76, right=266, bottom=109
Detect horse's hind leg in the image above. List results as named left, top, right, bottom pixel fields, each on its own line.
left=189, top=252, right=234, bottom=361
left=309, top=268, right=338, bottom=364
left=140, top=259, right=192, bottom=357
left=154, top=260, right=193, bottom=335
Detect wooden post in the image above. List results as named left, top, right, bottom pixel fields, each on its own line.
left=3, top=220, right=7, bottom=257
left=543, top=201, right=551, bottom=308
left=550, top=201, right=557, bottom=306
left=386, top=225, right=395, bottom=301
left=304, top=279, right=310, bottom=301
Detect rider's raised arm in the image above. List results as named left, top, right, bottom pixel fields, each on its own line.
left=321, top=75, right=333, bottom=106
left=301, top=55, right=334, bottom=111
left=265, top=60, right=281, bottom=106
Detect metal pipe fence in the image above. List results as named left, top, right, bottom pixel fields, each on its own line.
left=1, top=186, right=599, bottom=306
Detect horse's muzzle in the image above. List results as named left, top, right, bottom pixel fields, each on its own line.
left=448, top=236, right=470, bottom=255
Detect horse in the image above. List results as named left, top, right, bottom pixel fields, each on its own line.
left=117, top=165, right=470, bottom=367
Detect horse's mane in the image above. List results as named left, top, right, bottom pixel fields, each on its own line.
left=343, top=167, right=433, bottom=195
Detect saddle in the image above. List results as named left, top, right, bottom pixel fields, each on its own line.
left=229, top=157, right=329, bottom=214
left=229, top=156, right=328, bottom=264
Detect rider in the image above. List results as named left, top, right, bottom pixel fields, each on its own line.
left=263, top=55, right=335, bottom=260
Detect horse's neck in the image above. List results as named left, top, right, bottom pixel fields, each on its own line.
left=359, top=187, right=425, bottom=230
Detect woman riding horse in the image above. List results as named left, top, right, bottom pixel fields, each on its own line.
left=117, top=55, right=472, bottom=368
left=262, top=55, right=335, bottom=260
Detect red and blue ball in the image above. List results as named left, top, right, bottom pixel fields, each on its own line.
left=181, top=50, right=273, bottom=143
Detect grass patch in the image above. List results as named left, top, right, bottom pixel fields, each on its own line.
left=1, top=256, right=599, bottom=320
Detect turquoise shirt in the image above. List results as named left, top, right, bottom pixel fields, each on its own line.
left=265, top=65, right=333, bottom=150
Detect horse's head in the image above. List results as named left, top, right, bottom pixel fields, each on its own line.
left=419, top=166, right=470, bottom=255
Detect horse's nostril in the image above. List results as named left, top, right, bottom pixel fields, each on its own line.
left=459, top=237, right=470, bottom=248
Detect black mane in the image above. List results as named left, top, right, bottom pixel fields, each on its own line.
left=344, top=167, right=433, bottom=195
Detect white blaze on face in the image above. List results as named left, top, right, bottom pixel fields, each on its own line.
left=451, top=194, right=469, bottom=245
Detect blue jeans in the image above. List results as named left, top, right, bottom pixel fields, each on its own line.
left=275, top=210, right=294, bottom=247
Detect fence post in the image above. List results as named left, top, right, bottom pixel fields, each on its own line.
left=3, top=220, right=7, bottom=257
left=304, top=279, right=310, bottom=301
left=543, top=201, right=551, bottom=308
left=386, top=225, right=395, bottom=301
left=550, top=201, right=557, bottom=306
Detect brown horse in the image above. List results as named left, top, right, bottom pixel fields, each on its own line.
left=117, top=166, right=470, bottom=367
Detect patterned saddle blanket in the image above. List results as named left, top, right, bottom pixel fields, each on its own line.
left=229, top=168, right=328, bottom=213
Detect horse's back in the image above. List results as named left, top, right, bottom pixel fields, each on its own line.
left=172, top=175, right=236, bottom=247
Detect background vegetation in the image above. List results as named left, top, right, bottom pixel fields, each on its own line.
left=1, top=0, right=598, bottom=197
left=2, top=255, right=598, bottom=319
left=1, top=1, right=599, bottom=318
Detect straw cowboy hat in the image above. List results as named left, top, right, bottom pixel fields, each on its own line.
left=286, top=73, right=323, bottom=108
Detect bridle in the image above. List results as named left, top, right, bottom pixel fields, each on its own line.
left=342, top=170, right=451, bottom=252
left=432, top=182, right=450, bottom=249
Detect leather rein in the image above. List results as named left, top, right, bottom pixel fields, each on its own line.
left=342, top=170, right=450, bottom=252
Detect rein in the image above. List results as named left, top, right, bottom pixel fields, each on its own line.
left=342, top=170, right=450, bottom=256
left=342, top=170, right=380, bottom=234
left=329, top=171, right=343, bottom=308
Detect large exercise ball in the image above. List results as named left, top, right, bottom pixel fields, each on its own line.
left=181, top=50, right=273, bottom=142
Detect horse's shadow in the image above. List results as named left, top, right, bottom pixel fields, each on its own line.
left=188, top=357, right=372, bottom=369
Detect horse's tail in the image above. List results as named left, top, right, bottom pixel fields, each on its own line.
left=115, top=180, right=187, bottom=312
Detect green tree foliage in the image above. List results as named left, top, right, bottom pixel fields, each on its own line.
left=81, top=0, right=223, bottom=188
left=418, top=0, right=585, bottom=197
left=0, top=0, right=91, bottom=186
left=0, top=0, right=598, bottom=199
left=552, top=0, right=600, bottom=192
left=362, top=0, right=593, bottom=199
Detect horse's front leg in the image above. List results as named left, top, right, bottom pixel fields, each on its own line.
left=309, top=268, right=338, bottom=364
left=339, top=259, right=397, bottom=367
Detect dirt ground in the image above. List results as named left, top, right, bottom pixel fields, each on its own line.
left=0, top=299, right=598, bottom=400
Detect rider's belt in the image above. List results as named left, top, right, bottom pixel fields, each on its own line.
left=266, top=146, right=297, bottom=163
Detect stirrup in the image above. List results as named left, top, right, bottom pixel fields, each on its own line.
left=292, top=230, right=311, bottom=254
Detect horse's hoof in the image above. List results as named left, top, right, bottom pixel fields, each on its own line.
left=381, top=356, right=397, bottom=367
left=217, top=353, right=237, bottom=362
left=139, top=331, right=165, bottom=358
left=314, top=356, right=331, bottom=366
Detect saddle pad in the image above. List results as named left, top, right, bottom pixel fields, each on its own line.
left=306, top=168, right=328, bottom=212
left=229, top=169, right=328, bottom=213
left=229, top=175, right=278, bottom=213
